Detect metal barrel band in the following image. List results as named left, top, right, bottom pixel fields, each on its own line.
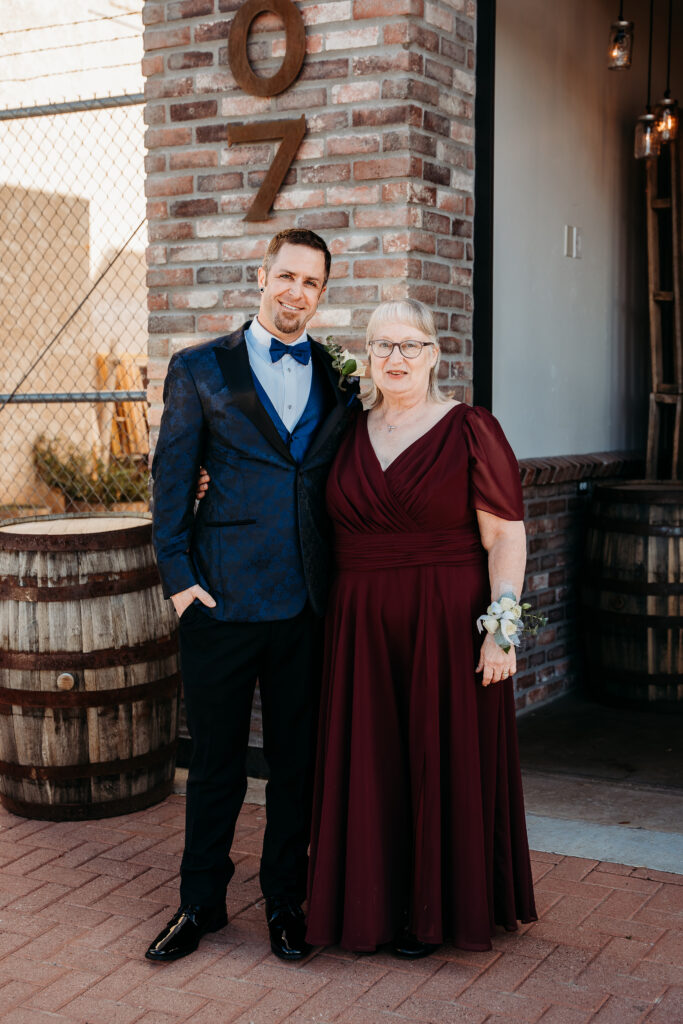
left=593, top=483, right=683, bottom=504
left=587, top=516, right=683, bottom=537
left=0, top=780, right=174, bottom=822
left=0, top=564, right=161, bottom=602
left=0, top=740, right=178, bottom=781
left=581, top=574, right=683, bottom=596
left=0, top=633, right=178, bottom=671
left=584, top=608, right=683, bottom=628
left=596, top=668, right=683, bottom=690
left=0, top=671, right=181, bottom=709
left=0, top=522, right=152, bottom=552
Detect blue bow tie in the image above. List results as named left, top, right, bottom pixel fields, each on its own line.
left=269, top=337, right=311, bottom=366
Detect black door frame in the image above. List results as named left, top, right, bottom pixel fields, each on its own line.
left=472, top=0, right=496, bottom=409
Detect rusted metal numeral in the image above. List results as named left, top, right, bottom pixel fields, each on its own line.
left=228, top=115, right=306, bottom=222
left=228, top=0, right=306, bottom=98
left=227, top=0, right=307, bottom=220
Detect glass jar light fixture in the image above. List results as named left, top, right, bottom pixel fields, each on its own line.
left=655, top=95, right=679, bottom=142
left=654, top=0, right=679, bottom=142
left=634, top=0, right=659, bottom=159
left=608, top=6, right=634, bottom=69
left=635, top=112, right=661, bottom=158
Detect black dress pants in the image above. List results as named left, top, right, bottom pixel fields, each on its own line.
left=177, top=601, right=321, bottom=908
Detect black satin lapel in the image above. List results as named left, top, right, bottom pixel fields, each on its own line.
left=304, top=342, right=348, bottom=464
left=214, top=341, right=294, bottom=464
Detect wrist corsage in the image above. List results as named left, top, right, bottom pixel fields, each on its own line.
left=476, top=592, right=547, bottom=653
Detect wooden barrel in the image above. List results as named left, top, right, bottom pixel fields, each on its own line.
left=0, top=514, right=180, bottom=820
left=582, top=481, right=683, bottom=711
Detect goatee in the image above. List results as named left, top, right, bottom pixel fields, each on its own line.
left=273, top=310, right=305, bottom=336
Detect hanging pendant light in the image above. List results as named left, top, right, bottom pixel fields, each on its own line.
left=654, top=0, right=679, bottom=141
left=635, top=0, right=661, bottom=158
left=656, top=96, right=679, bottom=142
left=608, top=4, right=634, bottom=69
left=635, top=113, right=661, bottom=158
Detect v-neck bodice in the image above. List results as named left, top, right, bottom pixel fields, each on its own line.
left=326, top=405, right=523, bottom=543
left=364, top=403, right=463, bottom=473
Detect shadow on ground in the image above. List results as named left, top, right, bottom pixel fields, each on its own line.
left=517, top=691, right=682, bottom=790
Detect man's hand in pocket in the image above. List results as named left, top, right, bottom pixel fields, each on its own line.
left=171, top=584, right=216, bottom=618
left=196, top=467, right=210, bottom=501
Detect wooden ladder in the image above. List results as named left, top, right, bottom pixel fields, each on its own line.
left=645, top=138, right=683, bottom=478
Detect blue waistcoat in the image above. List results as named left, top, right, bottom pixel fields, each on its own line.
left=252, top=363, right=327, bottom=464
left=249, top=363, right=328, bottom=609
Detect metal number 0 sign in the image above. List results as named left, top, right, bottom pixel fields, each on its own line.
left=228, top=0, right=306, bottom=97
left=227, top=0, right=307, bottom=221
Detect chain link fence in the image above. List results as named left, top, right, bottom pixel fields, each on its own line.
left=0, top=94, right=149, bottom=521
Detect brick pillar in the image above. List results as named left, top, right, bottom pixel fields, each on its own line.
left=142, top=0, right=476, bottom=439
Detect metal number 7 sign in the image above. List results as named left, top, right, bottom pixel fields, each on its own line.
left=227, top=116, right=306, bottom=222
left=227, top=0, right=307, bottom=221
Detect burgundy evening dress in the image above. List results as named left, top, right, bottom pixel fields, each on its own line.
left=306, top=404, right=537, bottom=952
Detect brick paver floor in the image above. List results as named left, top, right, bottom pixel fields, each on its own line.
left=0, top=795, right=680, bottom=1024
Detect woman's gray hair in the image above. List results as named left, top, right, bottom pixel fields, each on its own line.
left=364, top=299, right=449, bottom=409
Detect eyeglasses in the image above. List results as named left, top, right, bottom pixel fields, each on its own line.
left=369, top=339, right=435, bottom=359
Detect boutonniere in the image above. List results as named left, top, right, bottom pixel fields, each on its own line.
left=325, top=337, right=357, bottom=391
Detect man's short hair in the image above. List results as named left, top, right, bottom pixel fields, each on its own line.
left=262, top=228, right=331, bottom=286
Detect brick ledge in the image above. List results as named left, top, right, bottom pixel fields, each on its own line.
left=518, top=450, right=644, bottom=487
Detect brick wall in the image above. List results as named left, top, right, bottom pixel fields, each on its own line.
left=142, top=0, right=477, bottom=441
left=514, top=451, right=641, bottom=712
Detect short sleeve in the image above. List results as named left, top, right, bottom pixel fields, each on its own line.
left=462, top=406, right=524, bottom=520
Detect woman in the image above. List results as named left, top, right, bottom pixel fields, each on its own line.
left=305, top=298, right=536, bottom=956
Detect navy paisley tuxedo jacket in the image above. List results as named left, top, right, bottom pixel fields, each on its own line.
left=151, top=322, right=360, bottom=621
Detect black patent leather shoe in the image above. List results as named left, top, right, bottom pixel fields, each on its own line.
left=145, top=904, right=228, bottom=962
left=391, top=928, right=439, bottom=959
left=265, top=898, right=311, bottom=961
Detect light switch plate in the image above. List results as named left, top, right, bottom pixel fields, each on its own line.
left=573, top=227, right=582, bottom=258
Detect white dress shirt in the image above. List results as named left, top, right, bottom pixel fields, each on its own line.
left=245, top=318, right=313, bottom=433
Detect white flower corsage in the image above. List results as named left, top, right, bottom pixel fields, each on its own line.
left=476, top=592, right=546, bottom=653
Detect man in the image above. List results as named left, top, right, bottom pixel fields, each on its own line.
left=146, top=229, right=359, bottom=963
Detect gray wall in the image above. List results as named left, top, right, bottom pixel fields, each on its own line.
left=492, top=0, right=681, bottom=458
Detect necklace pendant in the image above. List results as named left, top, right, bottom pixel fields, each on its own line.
left=387, top=424, right=396, bottom=432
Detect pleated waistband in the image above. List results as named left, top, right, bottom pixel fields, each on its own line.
left=334, top=529, right=486, bottom=571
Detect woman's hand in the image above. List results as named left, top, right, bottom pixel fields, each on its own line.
left=476, top=632, right=517, bottom=686
left=196, top=466, right=210, bottom=501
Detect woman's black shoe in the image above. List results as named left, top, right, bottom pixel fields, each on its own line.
left=390, top=929, right=439, bottom=959
left=145, top=904, right=228, bottom=962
